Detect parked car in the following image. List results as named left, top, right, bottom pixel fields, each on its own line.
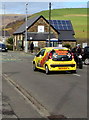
left=32, top=47, right=76, bottom=74
left=82, top=46, right=89, bottom=65
left=0, top=43, right=8, bottom=52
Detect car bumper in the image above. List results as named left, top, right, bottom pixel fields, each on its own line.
left=48, top=64, right=76, bottom=71
left=0, top=49, right=7, bottom=52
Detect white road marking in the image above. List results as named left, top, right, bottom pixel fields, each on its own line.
left=73, top=74, right=80, bottom=77
left=83, top=65, right=87, bottom=67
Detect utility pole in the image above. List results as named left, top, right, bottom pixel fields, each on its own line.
left=25, top=3, right=28, bottom=53
left=3, top=4, right=5, bottom=43
left=48, top=2, right=51, bottom=47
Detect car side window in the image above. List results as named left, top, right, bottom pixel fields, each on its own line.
left=36, top=49, right=46, bottom=57
left=40, top=49, right=46, bottom=56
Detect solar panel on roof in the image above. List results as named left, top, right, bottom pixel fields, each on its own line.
left=53, top=20, right=57, bottom=24
left=53, top=25, right=59, bottom=30
left=59, top=26, right=64, bottom=30
left=48, top=20, right=73, bottom=31
left=66, top=21, right=70, bottom=24
left=57, top=21, right=61, bottom=24
left=63, top=26, right=68, bottom=30
left=62, top=21, right=66, bottom=24
left=67, top=26, right=72, bottom=30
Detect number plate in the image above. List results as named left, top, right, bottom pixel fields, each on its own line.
left=59, top=67, right=68, bottom=69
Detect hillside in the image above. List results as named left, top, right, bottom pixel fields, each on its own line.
left=0, top=14, right=30, bottom=34
left=0, top=14, right=26, bottom=28
left=30, top=8, right=87, bottom=43
left=3, top=8, right=87, bottom=43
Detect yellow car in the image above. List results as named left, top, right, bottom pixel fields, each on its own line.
left=32, top=47, right=76, bottom=74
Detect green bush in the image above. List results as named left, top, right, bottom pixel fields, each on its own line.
left=7, top=37, right=13, bottom=45
left=7, top=45, right=13, bottom=50
left=63, top=44, right=71, bottom=49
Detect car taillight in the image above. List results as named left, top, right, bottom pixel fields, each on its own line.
left=48, top=53, right=52, bottom=59
left=48, top=56, right=52, bottom=59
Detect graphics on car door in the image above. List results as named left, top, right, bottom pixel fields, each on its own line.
left=36, top=49, right=46, bottom=67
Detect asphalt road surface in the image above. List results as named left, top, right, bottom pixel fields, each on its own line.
left=1, top=51, right=87, bottom=119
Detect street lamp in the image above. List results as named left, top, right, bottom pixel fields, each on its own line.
left=25, top=3, right=28, bottom=53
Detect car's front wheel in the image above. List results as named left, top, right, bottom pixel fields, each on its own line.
left=45, top=65, right=50, bottom=75
left=84, top=58, right=89, bottom=65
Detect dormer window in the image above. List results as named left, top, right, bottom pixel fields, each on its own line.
left=38, top=25, right=44, bottom=32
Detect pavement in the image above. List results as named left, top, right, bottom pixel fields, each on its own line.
left=2, top=77, right=43, bottom=119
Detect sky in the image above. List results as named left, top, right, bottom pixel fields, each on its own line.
left=0, top=1, right=88, bottom=14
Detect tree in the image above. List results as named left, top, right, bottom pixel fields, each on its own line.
left=7, top=37, right=13, bottom=45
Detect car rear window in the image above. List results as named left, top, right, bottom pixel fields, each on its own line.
left=0, top=44, right=6, bottom=48
left=84, top=47, right=89, bottom=53
left=50, top=50, right=72, bottom=61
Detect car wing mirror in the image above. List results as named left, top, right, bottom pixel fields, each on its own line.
left=35, top=54, right=38, bottom=57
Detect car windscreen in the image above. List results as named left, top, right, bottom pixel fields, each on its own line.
left=84, top=47, right=89, bottom=53
left=52, top=50, right=72, bottom=61
left=0, top=44, right=6, bottom=48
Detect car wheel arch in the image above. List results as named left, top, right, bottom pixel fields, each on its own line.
left=33, top=61, right=35, bottom=64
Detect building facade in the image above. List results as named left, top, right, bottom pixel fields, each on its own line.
left=13, top=15, right=76, bottom=51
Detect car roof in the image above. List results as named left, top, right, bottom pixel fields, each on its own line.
left=0, top=43, right=5, bottom=45
left=84, top=46, right=89, bottom=48
left=43, top=47, right=69, bottom=51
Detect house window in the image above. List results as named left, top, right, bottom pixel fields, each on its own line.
left=21, top=35, right=23, bottom=40
left=38, top=26, right=44, bottom=32
left=33, top=41, right=38, bottom=47
left=14, top=35, right=17, bottom=46
left=18, top=35, right=19, bottom=40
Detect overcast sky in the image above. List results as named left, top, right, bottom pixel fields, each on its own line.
left=0, top=1, right=88, bottom=14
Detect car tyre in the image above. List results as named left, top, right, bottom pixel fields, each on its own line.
left=84, top=58, right=89, bottom=65
left=33, top=63, right=37, bottom=71
left=45, top=65, right=50, bottom=75
left=79, top=62, right=83, bottom=69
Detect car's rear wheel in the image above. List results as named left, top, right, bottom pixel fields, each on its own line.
left=84, top=58, right=89, bottom=65
left=45, top=65, right=50, bottom=74
left=33, top=63, right=37, bottom=71
left=71, top=70, right=76, bottom=73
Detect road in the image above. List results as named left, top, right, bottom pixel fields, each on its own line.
left=1, top=51, right=87, bottom=118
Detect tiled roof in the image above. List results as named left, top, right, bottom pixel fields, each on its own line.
left=13, top=15, right=45, bottom=34
left=58, top=31, right=76, bottom=41
left=14, top=15, right=73, bottom=35
left=26, top=32, right=55, bottom=41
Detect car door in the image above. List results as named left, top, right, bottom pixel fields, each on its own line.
left=36, top=49, right=46, bottom=67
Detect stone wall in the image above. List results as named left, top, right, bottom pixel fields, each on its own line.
left=27, top=17, right=58, bottom=39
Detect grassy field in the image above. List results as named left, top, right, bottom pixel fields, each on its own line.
left=4, top=8, right=87, bottom=43
left=29, top=8, right=87, bottom=43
